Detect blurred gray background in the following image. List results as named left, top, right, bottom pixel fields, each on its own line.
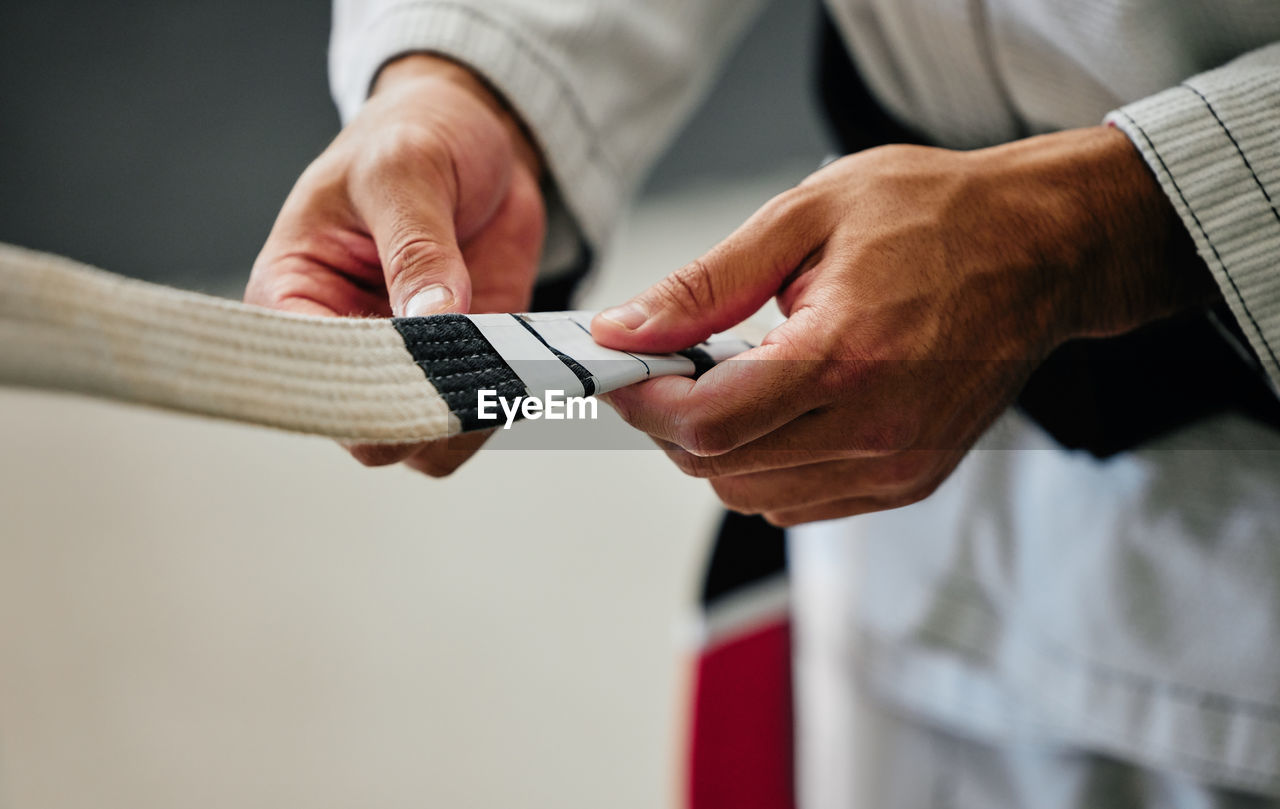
left=0, top=0, right=828, bottom=291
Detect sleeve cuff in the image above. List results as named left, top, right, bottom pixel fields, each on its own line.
left=329, top=2, right=619, bottom=277
left=1106, top=52, right=1280, bottom=390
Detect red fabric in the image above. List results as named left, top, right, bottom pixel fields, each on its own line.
left=686, top=618, right=795, bottom=809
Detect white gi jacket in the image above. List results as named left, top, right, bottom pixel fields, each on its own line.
left=329, top=0, right=1280, bottom=803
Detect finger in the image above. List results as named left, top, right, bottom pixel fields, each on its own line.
left=460, top=164, right=544, bottom=314
left=606, top=356, right=821, bottom=456
left=341, top=429, right=492, bottom=476
left=706, top=453, right=940, bottom=516
left=761, top=447, right=967, bottom=526
left=591, top=189, right=822, bottom=353
left=657, top=413, right=901, bottom=479
left=344, top=441, right=425, bottom=467
left=402, top=430, right=494, bottom=477
left=605, top=316, right=838, bottom=456
left=761, top=496, right=892, bottom=528
left=352, top=159, right=474, bottom=318
left=247, top=252, right=394, bottom=317
left=267, top=294, right=341, bottom=317
left=248, top=178, right=392, bottom=317
left=661, top=439, right=841, bottom=478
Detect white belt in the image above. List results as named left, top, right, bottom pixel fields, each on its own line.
left=0, top=243, right=749, bottom=443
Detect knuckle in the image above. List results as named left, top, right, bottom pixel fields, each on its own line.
left=290, top=151, right=346, bottom=200
left=665, top=450, right=694, bottom=476
left=879, top=452, right=928, bottom=489
left=763, top=511, right=800, bottom=529
left=913, top=474, right=946, bottom=502
left=384, top=234, right=452, bottom=287
left=657, top=258, right=719, bottom=318
left=258, top=268, right=308, bottom=308
left=352, top=123, right=458, bottom=201
left=857, top=420, right=919, bottom=456
left=412, top=458, right=460, bottom=478
left=668, top=449, right=715, bottom=478
left=242, top=259, right=295, bottom=309
left=866, top=142, right=909, bottom=161
left=242, top=272, right=271, bottom=307
left=886, top=484, right=934, bottom=511
left=346, top=442, right=410, bottom=468
left=710, top=478, right=760, bottom=515
left=776, top=325, right=853, bottom=387
left=905, top=464, right=950, bottom=504
left=686, top=452, right=731, bottom=479
left=405, top=441, right=478, bottom=478
left=757, top=185, right=833, bottom=245
left=691, top=453, right=727, bottom=478
left=674, top=411, right=735, bottom=457
left=861, top=143, right=928, bottom=170
left=804, top=368, right=848, bottom=410
left=369, top=123, right=445, bottom=172
left=758, top=187, right=807, bottom=225
left=813, top=351, right=864, bottom=394
left=874, top=463, right=948, bottom=509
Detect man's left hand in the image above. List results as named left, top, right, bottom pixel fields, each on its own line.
left=591, top=126, right=1214, bottom=526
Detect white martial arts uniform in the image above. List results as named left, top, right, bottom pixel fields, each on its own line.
left=329, top=1, right=1280, bottom=805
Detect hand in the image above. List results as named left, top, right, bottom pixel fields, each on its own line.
left=592, top=126, right=1215, bottom=526
left=246, top=55, right=545, bottom=476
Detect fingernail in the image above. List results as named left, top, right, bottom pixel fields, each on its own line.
left=599, top=301, right=648, bottom=330
left=405, top=284, right=454, bottom=317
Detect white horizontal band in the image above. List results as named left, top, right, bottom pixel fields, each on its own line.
left=0, top=243, right=752, bottom=443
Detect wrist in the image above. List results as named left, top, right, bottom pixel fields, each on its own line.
left=372, top=53, right=544, bottom=179
left=976, top=126, right=1217, bottom=349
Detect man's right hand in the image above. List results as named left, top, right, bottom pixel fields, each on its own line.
left=246, top=54, right=546, bottom=476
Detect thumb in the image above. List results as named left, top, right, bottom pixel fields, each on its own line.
left=362, top=182, right=474, bottom=317
left=591, top=200, right=812, bottom=353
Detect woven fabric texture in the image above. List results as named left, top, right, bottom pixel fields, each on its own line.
left=0, top=244, right=750, bottom=443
